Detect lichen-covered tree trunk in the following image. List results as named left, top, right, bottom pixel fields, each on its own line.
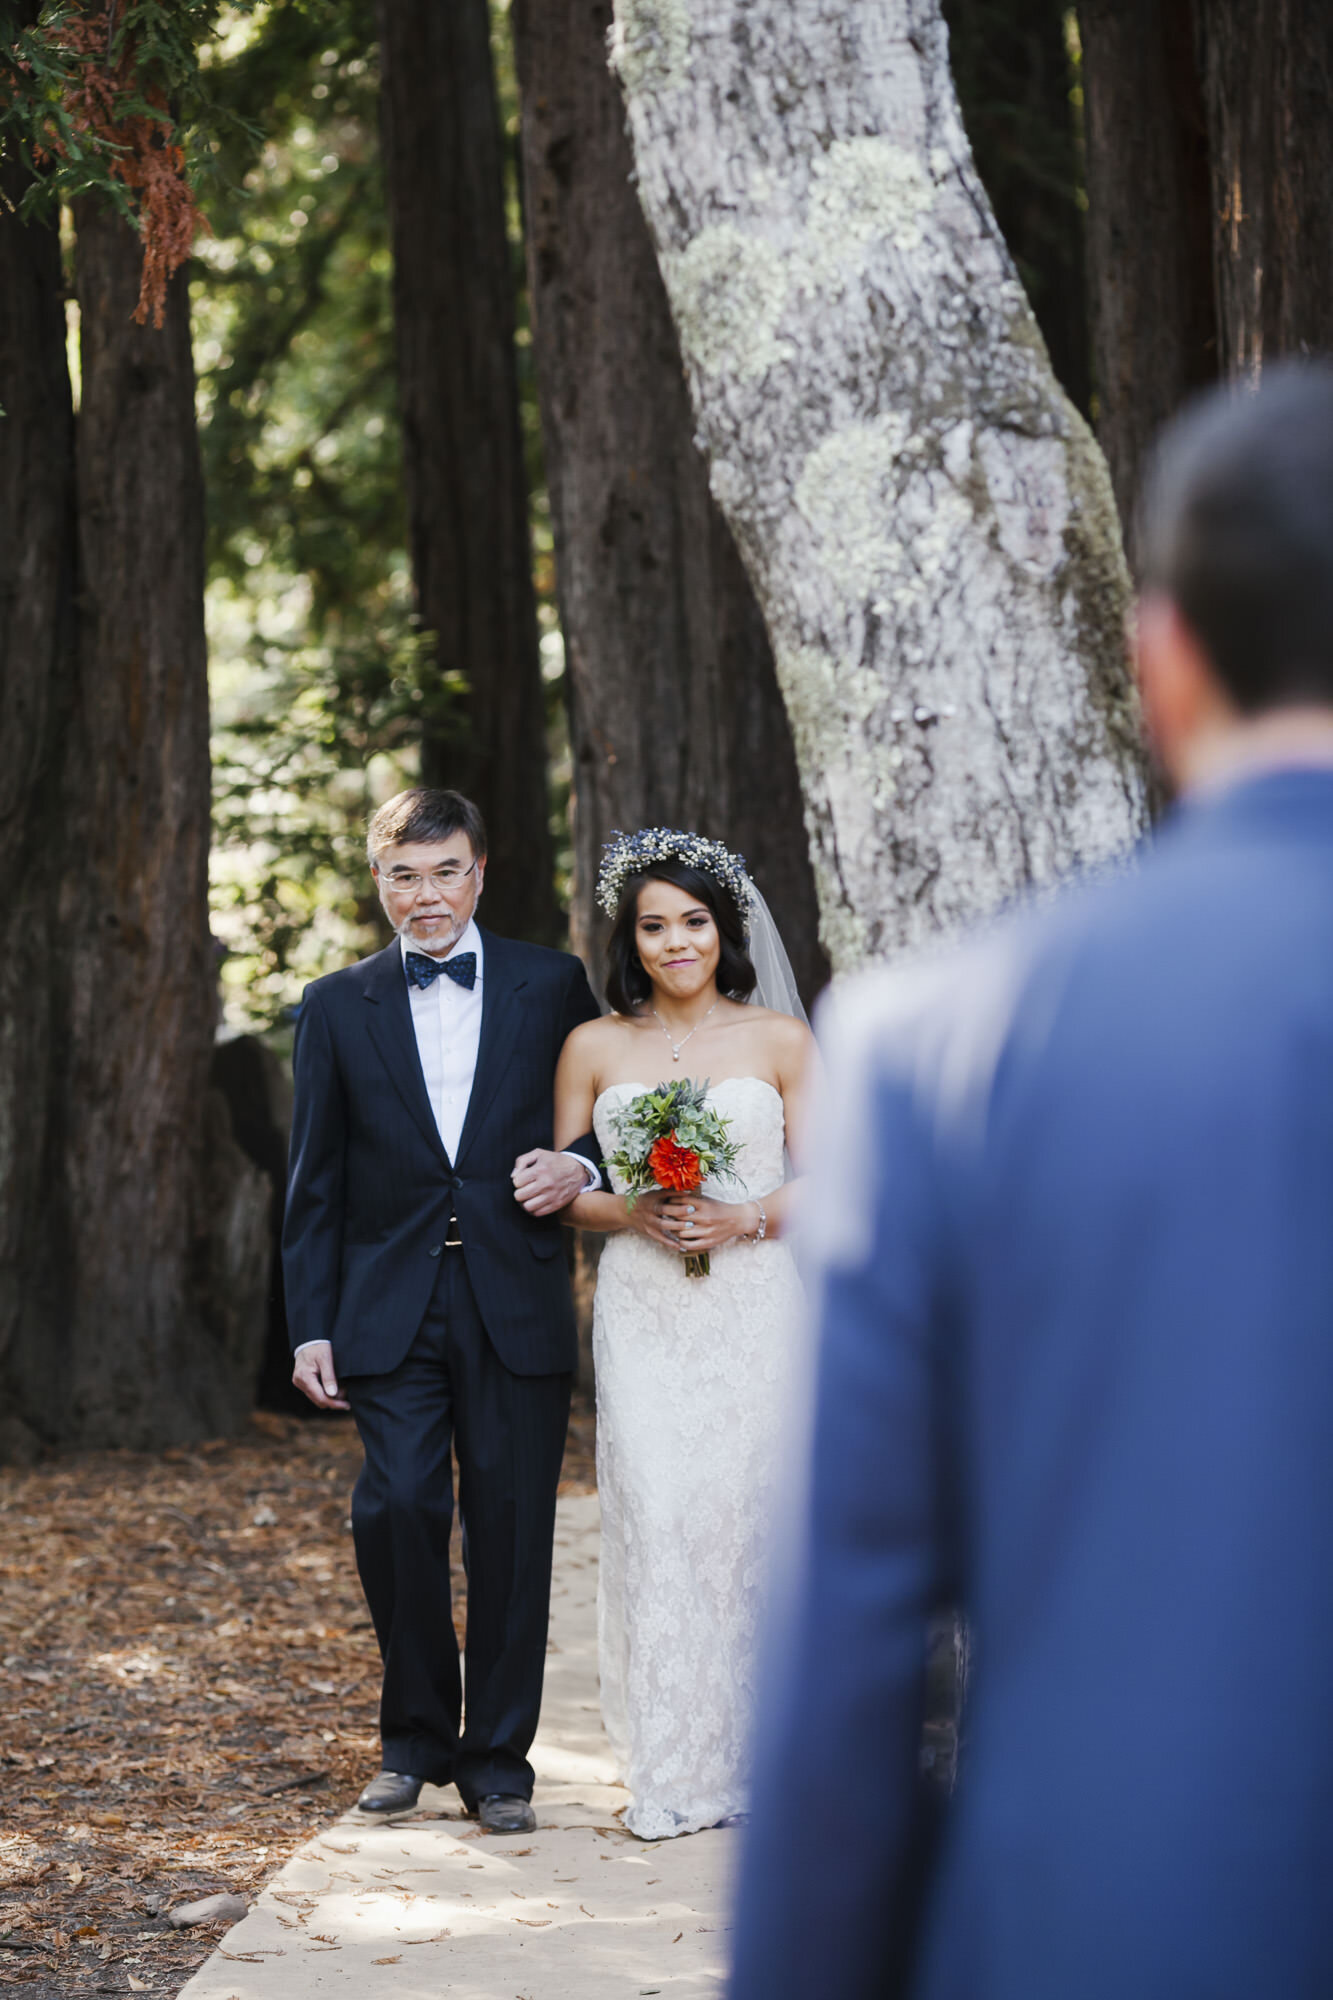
left=1079, top=0, right=1218, bottom=572
left=1197, top=0, right=1333, bottom=380
left=612, top=0, right=1147, bottom=970
left=511, top=0, right=826, bottom=1004
left=376, top=0, right=557, bottom=941
left=0, top=199, right=267, bottom=1462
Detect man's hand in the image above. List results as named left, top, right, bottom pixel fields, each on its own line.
left=292, top=1340, right=350, bottom=1412
left=512, top=1149, right=588, bottom=1217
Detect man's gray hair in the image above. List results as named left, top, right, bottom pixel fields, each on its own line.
left=366, top=788, right=488, bottom=867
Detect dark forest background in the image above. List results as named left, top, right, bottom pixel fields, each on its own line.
left=2, top=0, right=1331, bottom=1456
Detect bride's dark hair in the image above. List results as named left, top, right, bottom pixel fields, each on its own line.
left=605, top=860, right=757, bottom=1016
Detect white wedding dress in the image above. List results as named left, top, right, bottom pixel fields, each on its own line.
left=591, top=1077, right=804, bottom=1839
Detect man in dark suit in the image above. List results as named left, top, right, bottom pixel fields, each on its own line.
left=730, top=366, right=1333, bottom=1997
left=283, top=787, right=601, bottom=1832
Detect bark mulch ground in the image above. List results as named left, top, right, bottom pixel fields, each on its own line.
left=0, top=1403, right=597, bottom=1998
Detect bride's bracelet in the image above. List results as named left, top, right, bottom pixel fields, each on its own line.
left=743, top=1202, right=768, bottom=1244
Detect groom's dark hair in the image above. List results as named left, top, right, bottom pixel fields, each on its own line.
left=366, top=787, right=488, bottom=865
left=1141, top=360, right=1333, bottom=712
left=605, top=860, right=757, bottom=1017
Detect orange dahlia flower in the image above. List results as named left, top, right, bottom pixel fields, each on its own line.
left=648, top=1132, right=703, bottom=1193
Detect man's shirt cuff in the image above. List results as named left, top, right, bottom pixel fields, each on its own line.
left=561, top=1151, right=601, bottom=1193
left=293, top=1340, right=327, bottom=1357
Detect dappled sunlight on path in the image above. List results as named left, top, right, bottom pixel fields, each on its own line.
left=179, top=1495, right=736, bottom=1999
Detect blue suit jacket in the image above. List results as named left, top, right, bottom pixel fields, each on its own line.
left=731, top=770, right=1333, bottom=2000
left=282, top=927, right=600, bottom=1378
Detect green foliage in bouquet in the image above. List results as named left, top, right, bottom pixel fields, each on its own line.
left=606, top=1077, right=742, bottom=1210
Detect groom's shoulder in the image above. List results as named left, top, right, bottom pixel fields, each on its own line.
left=821, top=912, right=1041, bottom=1111
left=817, top=849, right=1169, bottom=1127
left=818, top=859, right=1137, bottom=1117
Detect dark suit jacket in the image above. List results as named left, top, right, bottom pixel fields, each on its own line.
left=731, top=770, right=1333, bottom=2000
left=282, top=927, right=600, bottom=1378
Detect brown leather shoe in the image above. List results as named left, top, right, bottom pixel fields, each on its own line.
left=475, top=1793, right=536, bottom=1834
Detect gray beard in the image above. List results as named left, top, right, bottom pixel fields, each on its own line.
left=396, top=911, right=468, bottom=958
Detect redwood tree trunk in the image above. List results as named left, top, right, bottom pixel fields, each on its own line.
left=512, top=0, right=826, bottom=1003
left=69, top=204, right=266, bottom=1444
left=1197, top=0, right=1333, bottom=379
left=1079, top=0, right=1217, bottom=571
left=376, top=0, right=557, bottom=941
left=0, top=200, right=267, bottom=1460
left=0, top=164, right=78, bottom=1464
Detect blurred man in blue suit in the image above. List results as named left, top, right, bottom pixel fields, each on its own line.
left=730, top=366, right=1333, bottom=2000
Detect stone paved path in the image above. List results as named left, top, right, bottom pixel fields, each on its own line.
left=179, top=1494, right=736, bottom=2000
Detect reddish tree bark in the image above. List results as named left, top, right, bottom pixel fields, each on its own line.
left=1081, top=0, right=1333, bottom=563
left=1079, top=0, right=1218, bottom=571
left=1197, top=0, right=1333, bottom=379
left=375, top=0, right=558, bottom=941
left=0, top=159, right=79, bottom=1462
left=0, top=191, right=267, bottom=1460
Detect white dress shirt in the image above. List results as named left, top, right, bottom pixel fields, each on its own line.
left=400, top=924, right=597, bottom=1188
left=403, top=919, right=485, bottom=1161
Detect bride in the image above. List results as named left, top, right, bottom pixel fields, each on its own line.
left=555, top=829, right=814, bottom=1838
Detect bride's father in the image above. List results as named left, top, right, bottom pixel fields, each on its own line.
left=283, top=788, right=600, bottom=1833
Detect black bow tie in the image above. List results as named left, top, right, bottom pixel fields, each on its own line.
left=406, top=950, right=477, bottom=992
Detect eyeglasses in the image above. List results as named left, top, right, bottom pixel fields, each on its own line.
left=380, top=860, right=478, bottom=898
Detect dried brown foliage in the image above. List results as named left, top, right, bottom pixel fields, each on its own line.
left=25, top=2, right=204, bottom=326
left=0, top=1406, right=597, bottom=1996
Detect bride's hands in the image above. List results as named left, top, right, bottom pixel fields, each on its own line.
left=624, top=1188, right=692, bottom=1251
left=658, top=1193, right=758, bottom=1256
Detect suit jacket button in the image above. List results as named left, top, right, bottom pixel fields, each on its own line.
left=428, top=1243, right=442, bottom=1258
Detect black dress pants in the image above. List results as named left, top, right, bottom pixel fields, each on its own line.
left=343, top=1252, right=571, bottom=1804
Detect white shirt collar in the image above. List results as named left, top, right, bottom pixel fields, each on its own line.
left=400, top=916, right=483, bottom=979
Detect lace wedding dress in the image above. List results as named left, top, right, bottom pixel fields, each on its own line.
left=591, top=1077, right=804, bottom=1839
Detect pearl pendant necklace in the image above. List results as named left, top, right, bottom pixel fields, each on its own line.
left=652, top=998, right=719, bottom=1062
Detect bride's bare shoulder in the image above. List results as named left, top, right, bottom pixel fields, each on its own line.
left=741, top=1005, right=816, bottom=1054
left=564, top=1009, right=641, bottom=1056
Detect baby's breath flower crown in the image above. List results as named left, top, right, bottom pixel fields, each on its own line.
left=595, top=828, right=752, bottom=930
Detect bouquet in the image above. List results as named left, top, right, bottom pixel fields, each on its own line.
left=606, top=1077, right=742, bottom=1277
